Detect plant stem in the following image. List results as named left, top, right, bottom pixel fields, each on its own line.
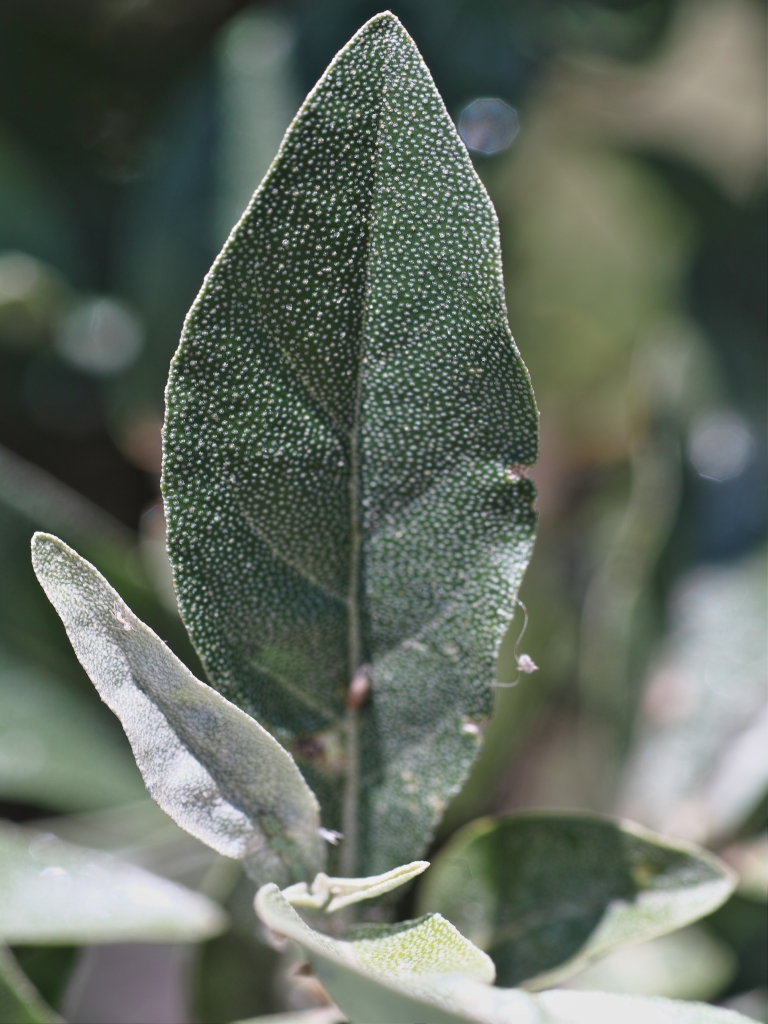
left=342, top=409, right=364, bottom=877
left=341, top=703, right=360, bottom=877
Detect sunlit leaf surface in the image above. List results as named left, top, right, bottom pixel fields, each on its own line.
left=31, top=533, right=324, bottom=886
left=417, top=812, right=735, bottom=989
left=0, top=821, right=225, bottom=943
left=163, top=10, right=537, bottom=875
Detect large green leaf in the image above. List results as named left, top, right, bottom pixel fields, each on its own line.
left=162, top=10, right=537, bottom=876
left=31, top=533, right=324, bottom=887
left=0, top=821, right=225, bottom=944
left=254, top=883, right=751, bottom=1024
left=416, top=812, right=735, bottom=989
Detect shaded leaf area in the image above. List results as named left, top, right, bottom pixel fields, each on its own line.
left=31, top=534, right=324, bottom=887
left=0, top=946, right=59, bottom=1024
left=255, top=883, right=751, bottom=1024
left=0, top=821, right=224, bottom=944
left=163, top=9, right=537, bottom=876
left=417, top=812, right=735, bottom=989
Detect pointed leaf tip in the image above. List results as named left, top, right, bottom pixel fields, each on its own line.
left=31, top=533, right=324, bottom=887
left=163, top=6, right=537, bottom=877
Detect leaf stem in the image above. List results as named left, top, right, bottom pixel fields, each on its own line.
left=341, top=703, right=360, bottom=877
left=342, top=404, right=364, bottom=877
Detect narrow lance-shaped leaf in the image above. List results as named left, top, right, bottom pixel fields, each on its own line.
left=0, top=821, right=225, bottom=944
left=31, top=533, right=324, bottom=887
left=255, top=883, right=751, bottom=1024
left=416, top=812, right=736, bottom=989
left=163, top=11, right=537, bottom=875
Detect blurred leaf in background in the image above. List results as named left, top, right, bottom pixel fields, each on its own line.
left=0, top=0, right=764, bottom=1019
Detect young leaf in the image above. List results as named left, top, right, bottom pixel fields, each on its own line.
left=255, top=882, right=520, bottom=1024
left=0, top=821, right=225, bottom=943
left=283, top=859, right=428, bottom=912
left=0, top=946, right=60, bottom=1024
left=416, top=811, right=736, bottom=989
left=163, top=9, right=537, bottom=878
left=31, top=533, right=324, bottom=887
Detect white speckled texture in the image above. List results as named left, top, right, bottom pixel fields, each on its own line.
left=163, top=11, right=537, bottom=875
left=31, top=532, right=324, bottom=887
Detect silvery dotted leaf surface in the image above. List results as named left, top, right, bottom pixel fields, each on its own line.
left=163, top=12, right=537, bottom=873
left=31, top=533, right=324, bottom=888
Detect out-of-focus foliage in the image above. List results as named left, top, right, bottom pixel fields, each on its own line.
left=417, top=812, right=735, bottom=989
left=0, top=946, right=59, bottom=1024
left=0, top=822, right=226, bottom=944
left=0, top=0, right=764, bottom=1018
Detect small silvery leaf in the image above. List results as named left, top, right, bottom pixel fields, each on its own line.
left=31, top=533, right=325, bottom=887
left=0, top=821, right=225, bottom=943
left=417, top=811, right=736, bottom=989
left=283, top=859, right=429, bottom=912
left=163, top=10, right=538, bottom=874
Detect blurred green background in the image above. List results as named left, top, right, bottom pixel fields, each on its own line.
left=0, top=0, right=765, bottom=1020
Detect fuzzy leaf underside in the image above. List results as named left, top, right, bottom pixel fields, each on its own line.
left=255, top=884, right=750, bottom=1024
left=417, top=812, right=736, bottom=989
left=163, top=11, right=537, bottom=873
left=31, top=533, right=324, bottom=887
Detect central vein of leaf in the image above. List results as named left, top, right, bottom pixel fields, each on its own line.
left=340, top=35, right=392, bottom=878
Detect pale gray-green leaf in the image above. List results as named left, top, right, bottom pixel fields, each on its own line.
left=255, top=883, right=511, bottom=1024
left=31, top=533, right=324, bottom=887
left=0, top=821, right=225, bottom=943
left=535, top=991, right=752, bottom=1024
left=417, top=812, right=735, bottom=989
left=0, top=946, right=60, bottom=1024
left=563, top=926, right=735, bottom=1001
left=163, top=11, right=537, bottom=874
left=254, top=886, right=751, bottom=1024
left=283, top=859, right=428, bottom=912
